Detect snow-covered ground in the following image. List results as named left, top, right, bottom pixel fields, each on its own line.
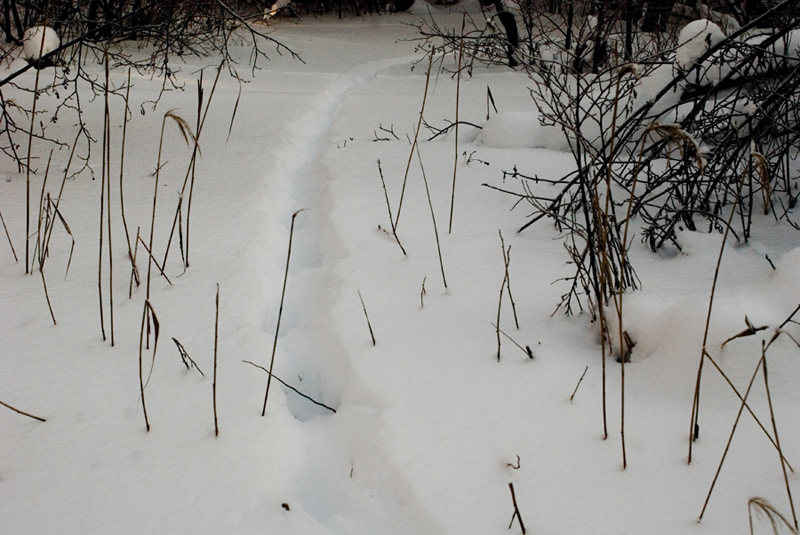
left=1, top=5, right=799, bottom=535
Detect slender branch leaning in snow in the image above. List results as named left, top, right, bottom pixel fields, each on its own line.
left=245, top=361, right=335, bottom=414
left=0, top=399, right=46, bottom=422
left=507, top=482, right=526, bottom=534
left=358, top=290, right=376, bottom=346
left=214, top=284, right=220, bottom=437
left=262, top=209, right=305, bottom=417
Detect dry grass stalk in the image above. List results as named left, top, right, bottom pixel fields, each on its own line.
left=571, top=366, right=589, bottom=401
left=491, top=322, right=533, bottom=359
left=130, top=227, right=141, bottom=299
left=214, top=283, right=219, bottom=436
left=183, top=61, right=223, bottom=269
left=377, top=159, right=406, bottom=256
left=507, top=482, right=526, bottom=534
left=395, top=53, right=434, bottom=230
left=148, top=110, right=195, bottom=299
left=161, top=194, right=184, bottom=273
left=245, top=360, right=336, bottom=414
left=699, top=353, right=764, bottom=521
left=762, top=346, right=798, bottom=530
left=103, top=53, right=115, bottom=346
left=136, top=236, right=173, bottom=286
left=31, top=150, right=51, bottom=271
left=226, top=69, right=242, bottom=143
left=262, top=209, right=304, bottom=417
left=448, top=14, right=466, bottom=234
left=496, top=231, right=518, bottom=361
left=0, top=208, right=18, bottom=261
left=33, top=153, right=56, bottom=326
left=749, top=497, right=799, bottom=535
left=721, top=316, right=768, bottom=348
left=0, top=399, right=46, bottom=422
left=119, top=68, right=139, bottom=288
left=646, top=123, right=706, bottom=174
left=496, top=265, right=506, bottom=362
left=703, top=350, right=794, bottom=472
left=24, top=29, right=48, bottom=275
left=171, top=338, right=205, bottom=376
left=358, top=290, right=376, bottom=346
left=415, top=143, right=447, bottom=290
left=486, top=85, right=498, bottom=120
left=499, top=231, right=519, bottom=329
left=752, top=151, right=772, bottom=215
left=689, top=167, right=745, bottom=464
left=138, top=300, right=160, bottom=432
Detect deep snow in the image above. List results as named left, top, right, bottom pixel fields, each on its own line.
left=1, top=6, right=799, bottom=535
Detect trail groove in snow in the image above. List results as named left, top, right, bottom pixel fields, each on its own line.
left=262, top=53, right=441, bottom=535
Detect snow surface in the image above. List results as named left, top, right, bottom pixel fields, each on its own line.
left=675, top=19, right=726, bottom=71
left=479, top=111, right=569, bottom=151
left=1, top=7, right=799, bottom=535
left=21, top=26, right=60, bottom=61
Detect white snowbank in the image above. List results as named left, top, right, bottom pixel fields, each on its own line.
left=21, top=26, right=60, bottom=61
left=479, top=111, right=569, bottom=151
left=675, top=19, right=725, bottom=71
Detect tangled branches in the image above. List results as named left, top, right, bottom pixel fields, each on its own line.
left=0, top=0, right=299, bottom=172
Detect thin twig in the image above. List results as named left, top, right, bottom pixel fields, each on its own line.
left=449, top=14, right=466, bottom=234
left=571, top=366, right=589, bottom=401
left=703, top=351, right=794, bottom=472
left=416, top=143, right=447, bottom=290
left=699, top=354, right=764, bottom=521
left=136, top=237, right=173, bottom=285
left=395, top=53, right=434, bottom=230
left=0, top=209, right=17, bottom=261
left=377, top=159, right=406, bottom=255
left=245, top=360, right=335, bottom=413
left=0, top=399, right=46, bottom=422
left=358, top=290, right=376, bottom=346
left=507, top=482, right=526, bottom=534
left=500, top=231, right=519, bottom=329
left=262, top=209, right=304, bottom=417
left=491, top=323, right=532, bottom=359
left=763, top=347, right=798, bottom=530
left=214, top=283, right=219, bottom=437
left=171, top=338, right=205, bottom=376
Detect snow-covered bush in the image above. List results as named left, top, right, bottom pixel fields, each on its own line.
left=21, top=26, right=60, bottom=66
left=675, top=19, right=726, bottom=71
left=415, top=0, right=800, bottom=323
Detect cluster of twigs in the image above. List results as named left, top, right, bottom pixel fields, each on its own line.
left=0, top=1, right=299, bottom=173
left=414, top=0, right=800, bottom=473
left=416, top=0, right=800, bottom=310
left=695, top=307, right=800, bottom=531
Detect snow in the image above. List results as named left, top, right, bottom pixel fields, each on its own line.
left=675, top=19, right=726, bottom=72
left=21, top=26, right=60, bottom=61
left=479, top=111, right=569, bottom=151
left=1, top=8, right=799, bottom=535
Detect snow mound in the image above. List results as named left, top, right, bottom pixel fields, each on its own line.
left=675, top=19, right=725, bottom=71
left=22, top=26, right=60, bottom=61
left=479, top=111, right=569, bottom=151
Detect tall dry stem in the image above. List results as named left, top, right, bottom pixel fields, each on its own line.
left=395, top=53, right=433, bottom=230
left=415, top=143, right=447, bottom=290
left=262, top=209, right=304, bottom=417
left=448, top=15, right=466, bottom=234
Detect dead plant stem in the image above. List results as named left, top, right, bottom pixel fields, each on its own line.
left=395, top=53, right=433, bottom=230
left=449, top=16, right=466, bottom=234
left=262, top=209, right=304, bottom=417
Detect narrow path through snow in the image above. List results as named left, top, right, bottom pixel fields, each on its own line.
left=260, top=51, right=441, bottom=535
